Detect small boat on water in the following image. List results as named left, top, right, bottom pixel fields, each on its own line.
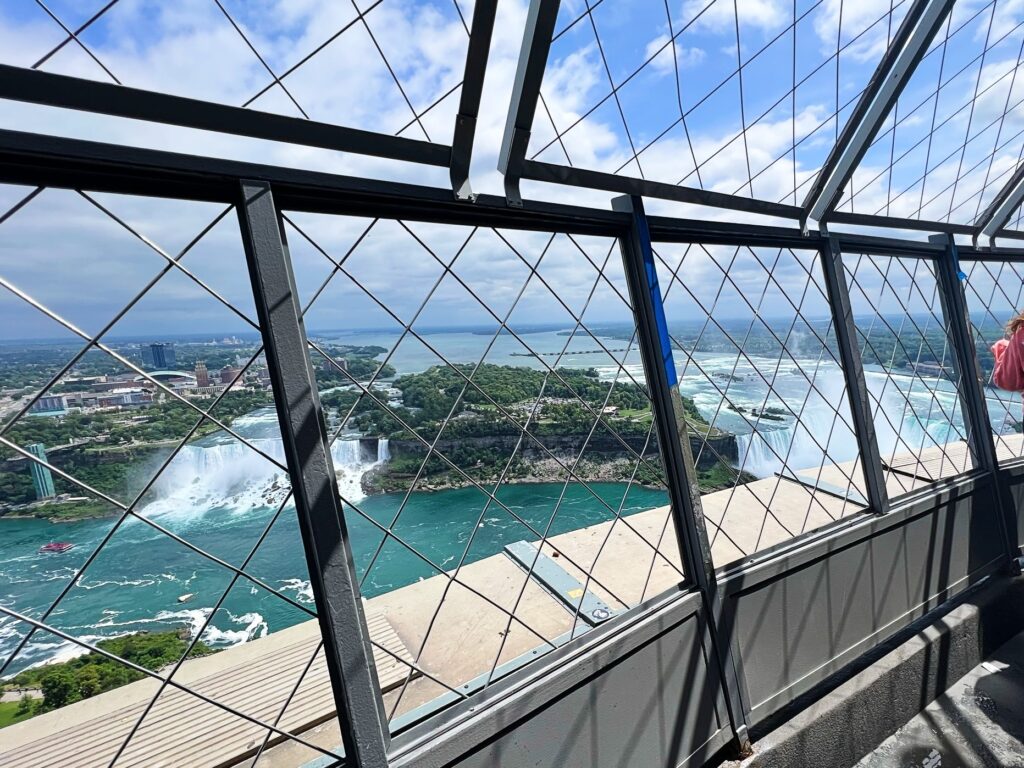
left=177, top=593, right=194, bottom=604
left=39, top=542, right=74, bottom=554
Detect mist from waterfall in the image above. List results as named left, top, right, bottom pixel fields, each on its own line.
left=729, top=363, right=968, bottom=480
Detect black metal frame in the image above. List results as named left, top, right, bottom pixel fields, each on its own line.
left=0, top=0, right=499, bottom=201
left=616, top=194, right=752, bottom=751
left=4, top=130, right=1024, bottom=763
left=5, top=13, right=1024, bottom=757
left=238, top=180, right=391, bottom=767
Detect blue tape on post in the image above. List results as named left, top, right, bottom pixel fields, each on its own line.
left=642, top=247, right=677, bottom=387
left=950, top=242, right=967, bottom=281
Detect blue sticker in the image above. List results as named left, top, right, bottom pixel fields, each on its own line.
left=642, top=249, right=678, bottom=387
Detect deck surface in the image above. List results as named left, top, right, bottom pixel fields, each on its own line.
left=0, top=608, right=415, bottom=768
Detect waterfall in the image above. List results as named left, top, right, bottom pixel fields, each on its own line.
left=733, top=373, right=858, bottom=479
left=331, top=438, right=390, bottom=503
left=733, top=370, right=969, bottom=480
left=864, top=370, right=966, bottom=459
left=144, top=432, right=390, bottom=516
left=735, top=408, right=859, bottom=478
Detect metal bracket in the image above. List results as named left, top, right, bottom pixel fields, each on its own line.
left=450, top=112, right=477, bottom=201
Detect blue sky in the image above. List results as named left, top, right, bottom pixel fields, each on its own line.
left=0, top=0, right=1021, bottom=340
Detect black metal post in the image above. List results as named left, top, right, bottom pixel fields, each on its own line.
left=932, top=233, right=1021, bottom=566
left=449, top=0, right=498, bottom=200
left=614, top=194, right=752, bottom=753
left=237, top=180, right=391, bottom=767
left=497, top=0, right=560, bottom=207
left=820, top=237, right=890, bottom=515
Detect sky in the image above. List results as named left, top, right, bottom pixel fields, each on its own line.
left=0, top=0, right=1021, bottom=341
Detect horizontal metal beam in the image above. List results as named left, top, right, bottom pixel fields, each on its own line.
left=0, top=127, right=628, bottom=235
left=828, top=209, right=978, bottom=236
left=975, top=163, right=1024, bottom=243
left=802, top=0, right=956, bottom=226
left=0, top=64, right=451, bottom=167
left=996, top=228, right=1024, bottom=242
left=6, top=126, right=1024, bottom=260
left=522, top=159, right=804, bottom=220
left=958, top=244, right=1024, bottom=262
left=646, top=215, right=818, bottom=249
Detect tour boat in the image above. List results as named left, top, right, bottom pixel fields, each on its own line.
left=39, top=541, right=75, bottom=554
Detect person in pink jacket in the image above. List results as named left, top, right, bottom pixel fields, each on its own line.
left=992, top=314, right=1024, bottom=391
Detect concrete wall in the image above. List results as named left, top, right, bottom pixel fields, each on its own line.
left=390, top=591, right=731, bottom=768
left=722, top=476, right=1004, bottom=723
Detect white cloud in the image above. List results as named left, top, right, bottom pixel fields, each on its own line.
left=682, top=0, right=788, bottom=34
left=644, top=34, right=706, bottom=75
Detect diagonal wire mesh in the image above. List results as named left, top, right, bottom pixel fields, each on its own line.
left=836, top=0, right=1024, bottom=225
left=648, top=239, right=870, bottom=566
left=282, top=209, right=687, bottom=726
left=842, top=252, right=974, bottom=494
left=961, top=256, right=1024, bottom=465
left=528, top=0, right=911, bottom=207
left=0, top=0, right=474, bottom=143
left=0, top=185, right=404, bottom=766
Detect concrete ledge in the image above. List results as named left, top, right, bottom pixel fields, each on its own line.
left=723, top=574, right=1024, bottom=768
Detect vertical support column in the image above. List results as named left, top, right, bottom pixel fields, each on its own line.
left=238, top=180, right=391, bottom=768
left=932, top=233, right=1020, bottom=565
left=614, top=194, right=751, bottom=753
left=498, top=0, right=560, bottom=207
left=449, top=0, right=498, bottom=200
left=819, top=237, right=890, bottom=515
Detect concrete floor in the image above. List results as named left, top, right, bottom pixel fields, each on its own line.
left=856, top=632, right=1024, bottom=768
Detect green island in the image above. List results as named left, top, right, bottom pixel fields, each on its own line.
left=0, top=631, right=215, bottom=725
left=320, top=362, right=752, bottom=495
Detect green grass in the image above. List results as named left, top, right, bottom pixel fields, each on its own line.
left=0, top=699, right=34, bottom=728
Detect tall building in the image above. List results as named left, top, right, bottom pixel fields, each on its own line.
left=141, top=342, right=176, bottom=369
left=26, top=443, right=56, bottom=500
left=194, top=361, right=210, bottom=388
left=219, top=365, right=241, bottom=385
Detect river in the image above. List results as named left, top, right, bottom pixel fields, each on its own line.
left=1, top=326, right=1019, bottom=676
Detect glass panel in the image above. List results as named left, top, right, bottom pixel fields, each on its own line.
left=962, top=257, right=1024, bottom=465
left=284, top=210, right=686, bottom=727
left=652, top=240, right=869, bottom=568
left=842, top=252, right=973, bottom=497
left=0, top=185, right=342, bottom=767
left=532, top=0, right=911, bottom=209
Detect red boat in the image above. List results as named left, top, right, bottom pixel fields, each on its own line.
left=39, top=542, right=74, bottom=554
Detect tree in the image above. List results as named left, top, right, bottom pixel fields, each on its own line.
left=15, top=694, right=35, bottom=716
left=77, top=667, right=101, bottom=698
left=40, top=669, right=80, bottom=710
